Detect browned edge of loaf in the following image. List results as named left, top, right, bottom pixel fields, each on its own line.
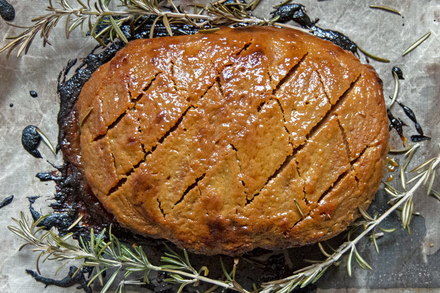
left=61, top=25, right=389, bottom=256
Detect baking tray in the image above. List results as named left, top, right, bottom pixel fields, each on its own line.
left=0, top=0, right=439, bottom=292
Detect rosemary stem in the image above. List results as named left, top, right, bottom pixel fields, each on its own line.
left=351, top=174, right=425, bottom=243
left=48, top=8, right=310, bottom=32
left=160, top=268, right=245, bottom=292
left=328, top=174, right=426, bottom=262
left=272, top=22, right=310, bottom=33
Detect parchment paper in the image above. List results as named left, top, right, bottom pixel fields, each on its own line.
left=1, top=0, right=439, bottom=292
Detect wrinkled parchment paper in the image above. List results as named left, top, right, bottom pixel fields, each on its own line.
left=1, top=0, right=439, bottom=292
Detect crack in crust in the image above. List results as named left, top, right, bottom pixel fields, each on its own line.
left=245, top=152, right=296, bottom=206
left=231, top=144, right=247, bottom=194
left=157, top=198, right=165, bottom=218
left=338, top=118, right=352, bottom=162
left=108, top=143, right=147, bottom=195
left=287, top=170, right=352, bottom=233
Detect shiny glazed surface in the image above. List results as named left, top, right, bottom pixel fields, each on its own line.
left=68, top=26, right=389, bottom=256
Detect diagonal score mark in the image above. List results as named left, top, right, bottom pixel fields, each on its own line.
left=317, top=170, right=350, bottom=204
left=158, top=106, right=194, bottom=145
left=303, top=74, right=362, bottom=143
left=294, top=157, right=309, bottom=205
left=317, top=71, right=332, bottom=105
left=173, top=174, right=206, bottom=208
left=274, top=98, right=291, bottom=137
left=272, top=52, right=309, bottom=96
left=93, top=73, right=161, bottom=142
left=107, top=107, right=195, bottom=196
left=93, top=111, right=128, bottom=142
left=236, top=42, right=252, bottom=55
left=108, top=144, right=148, bottom=195
left=245, top=148, right=295, bottom=206
left=169, top=60, right=179, bottom=93
left=216, top=77, right=225, bottom=98
left=143, top=72, right=161, bottom=92
left=287, top=170, right=352, bottom=233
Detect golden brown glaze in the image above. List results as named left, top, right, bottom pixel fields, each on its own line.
left=69, top=26, right=389, bottom=256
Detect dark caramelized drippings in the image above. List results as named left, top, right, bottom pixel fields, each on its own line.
left=21, top=125, right=42, bottom=158
left=0, top=0, right=15, bottom=21
left=271, top=3, right=359, bottom=55
left=0, top=195, right=13, bottom=209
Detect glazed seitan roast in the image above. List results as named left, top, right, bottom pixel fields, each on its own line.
left=63, top=26, right=389, bottom=256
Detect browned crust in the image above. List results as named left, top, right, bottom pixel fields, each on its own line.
left=68, top=26, right=389, bottom=256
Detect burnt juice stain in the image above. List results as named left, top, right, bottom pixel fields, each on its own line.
left=415, top=122, right=424, bottom=136
left=392, top=67, right=404, bottom=79
left=310, top=26, right=358, bottom=55
left=270, top=3, right=359, bottom=55
left=36, top=171, right=62, bottom=181
left=0, top=0, right=15, bottom=21
left=22, top=125, right=42, bottom=158
left=411, top=135, right=431, bottom=142
left=387, top=109, right=408, bottom=145
left=30, top=90, right=38, bottom=98
left=26, top=266, right=91, bottom=293
left=396, top=102, right=426, bottom=136
left=397, top=101, right=417, bottom=123
left=0, top=195, right=14, bottom=209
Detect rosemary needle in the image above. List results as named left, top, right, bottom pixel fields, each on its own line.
left=402, top=32, right=431, bottom=56
left=369, top=5, right=401, bottom=16
left=294, top=198, right=305, bottom=218
left=357, top=45, right=390, bottom=63
left=198, top=27, right=220, bottom=34
left=387, top=70, right=400, bottom=109
left=35, top=128, right=57, bottom=156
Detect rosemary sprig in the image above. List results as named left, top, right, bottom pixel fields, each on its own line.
left=384, top=144, right=440, bottom=231
left=8, top=213, right=249, bottom=293
left=0, top=0, right=308, bottom=57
